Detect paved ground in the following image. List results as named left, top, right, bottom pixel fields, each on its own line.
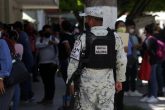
left=19, top=75, right=65, bottom=110
left=124, top=84, right=165, bottom=110
left=19, top=75, right=165, bottom=110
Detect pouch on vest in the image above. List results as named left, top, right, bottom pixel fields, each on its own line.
left=83, top=28, right=116, bottom=69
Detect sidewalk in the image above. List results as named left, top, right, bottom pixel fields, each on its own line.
left=124, top=96, right=165, bottom=110
left=19, top=76, right=165, bottom=110
left=19, top=76, right=66, bottom=110
left=124, top=83, right=165, bottom=110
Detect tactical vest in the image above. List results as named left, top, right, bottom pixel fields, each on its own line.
left=82, top=28, right=116, bottom=69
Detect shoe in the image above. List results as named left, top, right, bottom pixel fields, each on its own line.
left=37, top=99, right=53, bottom=105
left=146, top=96, right=158, bottom=103
left=129, top=90, right=142, bottom=97
left=124, top=92, right=129, bottom=96
left=140, top=96, right=149, bottom=102
left=21, top=98, right=35, bottom=104
left=21, top=100, right=31, bottom=104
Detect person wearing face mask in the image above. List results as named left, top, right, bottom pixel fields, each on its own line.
left=116, top=23, right=126, bottom=33
left=115, top=20, right=129, bottom=52
left=114, top=20, right=128, bottom=110
left=124, top=20, right=142, bottom=97
left=36, top=24, right=59, bottom=104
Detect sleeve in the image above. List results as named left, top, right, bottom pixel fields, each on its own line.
left=114, top=33, right=127, bottom=82
left=67, top=34, right=85, bottom=84
left=0, top=40, right=12, bottom=77
left=67, top=58, right=79, bottom=84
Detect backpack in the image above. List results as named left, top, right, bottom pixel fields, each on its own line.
left=149, top=36, right=165, bottom=61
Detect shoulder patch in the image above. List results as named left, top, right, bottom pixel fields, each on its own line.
left=70, top=40, right=82, bottom=60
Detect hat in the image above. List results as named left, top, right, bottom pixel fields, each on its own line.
left=79, top=6, right=103, bottom=18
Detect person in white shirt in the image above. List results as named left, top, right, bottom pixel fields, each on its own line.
left=36, top=25, right=59, bottom=104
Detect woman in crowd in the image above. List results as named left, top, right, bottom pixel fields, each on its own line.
left=140, top=23, right=160, bottom=103
left=36, top=25, right=59, bottom=104
left=8, top=29, right=24, bottom=110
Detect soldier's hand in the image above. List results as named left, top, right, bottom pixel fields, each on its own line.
left=115, top=81, right=122, bottom=93
left=69, top=85, right=74, bottom=95
left=124, top=46, right=128, bottom=53
left=0, top=79, right=5, bottom=95
left=48, top=40, right=55, bottom=45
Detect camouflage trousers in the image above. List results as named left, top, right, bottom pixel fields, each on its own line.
left=75, top=69, right=115, bottom=110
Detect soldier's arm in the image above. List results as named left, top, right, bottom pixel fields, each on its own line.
left=67, top=59, right=79, bottom=84
left=67, top=34, right=85, bottom=84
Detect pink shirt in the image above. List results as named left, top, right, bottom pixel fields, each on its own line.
left=14, top=43, right=23, bottom=60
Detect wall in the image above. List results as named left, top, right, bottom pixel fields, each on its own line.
left=0, top=0, right=22, bottom=23
left=0, top=0, right=6, bottom=22
left=9, top=0, right=22, bottom=23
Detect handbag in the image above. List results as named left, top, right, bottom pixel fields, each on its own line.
left=138, top=52, right=151, bottom=81
left=4, top=58, right=30, bottom=88
left=127, top=55, right=137, bottom=66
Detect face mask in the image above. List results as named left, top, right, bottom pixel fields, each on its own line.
left=129, top=29, right=135, bottom=34
left=117, top=27, right=126, bottom=33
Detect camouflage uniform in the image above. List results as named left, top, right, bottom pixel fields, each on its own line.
left=67, top=26, right=127, bottom=110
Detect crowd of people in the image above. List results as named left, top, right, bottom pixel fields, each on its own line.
left=0, top=20, right=77, bottom=110
left=114, top=19, right=165, bottom=110
left=0, top=7, right=165, bottom=110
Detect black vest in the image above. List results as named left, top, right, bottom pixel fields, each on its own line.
left=82, top=28, right=116, bottom=69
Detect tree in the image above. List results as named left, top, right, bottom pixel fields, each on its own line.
left=59, top=0, right=84, bottom=30
left=118, top=0, right=165, bottom=12
left=126, top=0, right=151, bottom=20
left=85, top=0, right=117, bottom=7
left=59, top=0, right=118, bottom=29
left=59, top=0, right=84, bottom=11
left=118, top=0, right=165, bottom=20
left=59, top=0, right=165, bottom=29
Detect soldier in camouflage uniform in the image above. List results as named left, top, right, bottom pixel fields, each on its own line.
left=67, top=6, right=127, bottom=110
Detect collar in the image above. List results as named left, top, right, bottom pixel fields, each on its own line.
left=91, top=26, right=107, bottom=31
left=91, top=26, right=108, bottom=36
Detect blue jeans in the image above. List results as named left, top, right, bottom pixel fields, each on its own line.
left=12, top=84, right=20, bottom=110
left=156, top=62, right=164, bottom=93
left=20, top=78, right=34, bottom=101
left=0, top=85, right=14, bottom=110
left=148, top=64, right=158, bottom=97
left=124, top=62, right=138, bottom=92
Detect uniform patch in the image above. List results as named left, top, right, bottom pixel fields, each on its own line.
left=70, top=40, right=82, bottom=60
left=95, top=45, right=108, bottom=54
